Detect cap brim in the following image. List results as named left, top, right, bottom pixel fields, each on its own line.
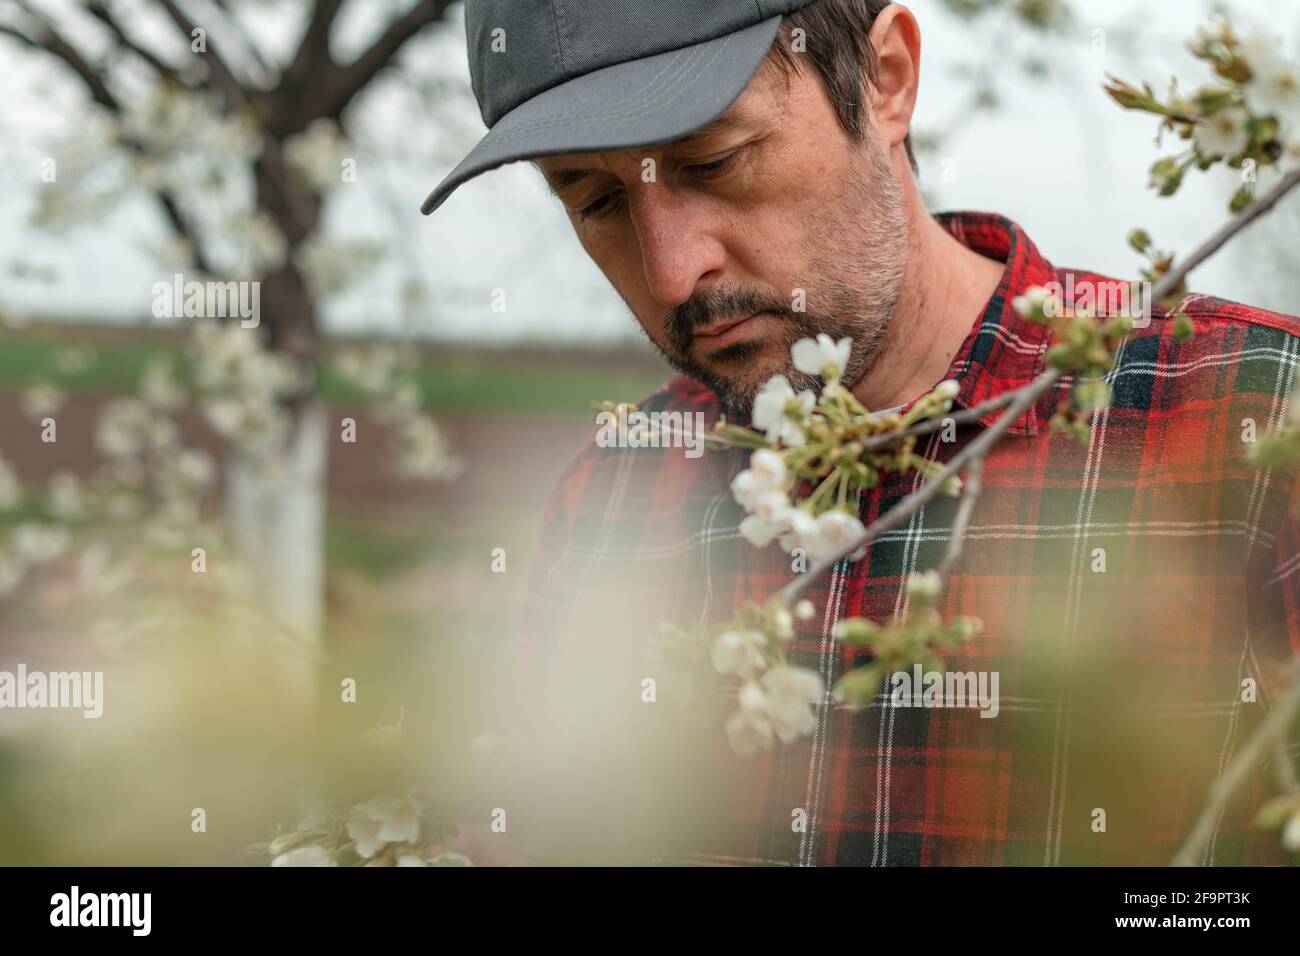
left=420, top=15, right=783, bottom=215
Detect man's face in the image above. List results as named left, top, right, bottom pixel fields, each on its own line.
left=537, top=54, right=909, bottom=413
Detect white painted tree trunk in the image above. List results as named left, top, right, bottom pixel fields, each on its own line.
left=225, top=401, right=328, bottom=645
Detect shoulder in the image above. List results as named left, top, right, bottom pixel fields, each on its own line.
left=1056, top=269, right=1300, bottom=409
left=1134, top=289, right=1300, bottom=393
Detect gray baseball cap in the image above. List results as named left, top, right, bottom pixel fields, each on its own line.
left=420, top=0, right=819, bottom=215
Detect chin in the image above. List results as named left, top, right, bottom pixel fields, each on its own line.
left=709, top=362, right=795, bottom=414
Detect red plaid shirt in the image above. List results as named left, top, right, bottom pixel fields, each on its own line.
left=515, top=212, right=1300, bottom=866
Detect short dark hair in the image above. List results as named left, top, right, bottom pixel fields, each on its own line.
left=767, top=0, right=919, bottom=174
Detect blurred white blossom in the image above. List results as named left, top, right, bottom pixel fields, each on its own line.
left=345, top=795, right=422, bottom=859
left=284, top=119, right=353, bottom=194
left=1195, top=106, right=1251, bottom=158
left=271, top=846, right=336, bottom=867
left=19, top=382, right=65, bottom=420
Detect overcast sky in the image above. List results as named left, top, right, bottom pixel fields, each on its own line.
left=0, top=0, right=1298, bottom=346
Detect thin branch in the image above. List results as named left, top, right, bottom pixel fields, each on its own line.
left=1155, top=164, right=1300, bottom=305
left=778, top=367, right=1064, bottom=605
left=859, top=389, right=1021, bottom=451
left=1171, top=658, right=1300, bottom=866
left=83, top=0, right=188, bottom=84
left=933, top=455, right=984, bottom=582
left=152, top=0, right=248, bottom=109
left=205, top=0, right=277, bottom=83
left=0, top=18, right=119, bottom=109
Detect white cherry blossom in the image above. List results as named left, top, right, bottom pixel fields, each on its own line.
left=751, top=375, right=814, bottom=447
left=791, top=333, right=851, bottom=379
left=1194, top=106, right=1250, bottom=158
left=710, top=628, right=768, bottom=678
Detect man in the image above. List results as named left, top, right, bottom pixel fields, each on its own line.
left=424, top=0, right=1300, bottom=865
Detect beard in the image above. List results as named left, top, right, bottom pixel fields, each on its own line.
left=637, top=129, right=909, bottom=416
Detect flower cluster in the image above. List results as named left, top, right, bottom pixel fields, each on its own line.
left=1106, top=19, right=1300, bottom=213
left=191, top=321, right=304, bottom=457
left=657, top=598, right=825, bottom=756
left=333, top=343, right=463, bottom=481
left=0, top=350, right=220, bottom=596
left=0, top=494, right=71, bottom=595
left=831, top=571, right=982, bottom=710
left=1011, top=285, right=1138, bottom=444
left=723, top=334, right=963, bottom=563
left=295, top=235, right=387, bottom=300
left=92, top=380, right=217, bottom=546
left=1122, top=228, right=1196, bottom=338
left=258, top=790, right=473, bottom=867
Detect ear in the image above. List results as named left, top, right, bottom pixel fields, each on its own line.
left=866, top=4, right=921, bottom=153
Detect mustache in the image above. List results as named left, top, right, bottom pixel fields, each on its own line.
left=665, top=287, right=797, bottom=351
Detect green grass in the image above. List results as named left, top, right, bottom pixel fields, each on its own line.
left=325, top=511, right=441, bottom=580
left=0, top=332, right=667, bottom=415
left=0, top=336, right=163, bottom=395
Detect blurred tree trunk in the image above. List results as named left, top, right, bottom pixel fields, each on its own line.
left=227, top=400, right=328, bottom=643
left=231, top=156, right=327, bottom=642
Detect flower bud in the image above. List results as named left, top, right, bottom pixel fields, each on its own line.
left=906, top=570, right=943, bottom=605
left=1126, top=228, right=1152, bottom=254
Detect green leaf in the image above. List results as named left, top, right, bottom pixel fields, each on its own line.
left=1127, top=228, right=1152, bottom=253
left=832, top=663, right=885, bottom=710
left=1074, top=377, right=1112, bottom=411
left=1229, top=184, right=1255, bottom=214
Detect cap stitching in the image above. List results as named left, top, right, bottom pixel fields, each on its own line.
left=547, top=0, right=570, bottom=77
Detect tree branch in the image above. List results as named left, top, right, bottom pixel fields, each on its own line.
left=151, top=0, right=248, bottom=110
left=1157, top=164, right=1300, bottom=305
left=778, top=367, right=1064, bottom=606
left=0, top=16, right=119, bottom=110
left=281, top=0, right=346, bottom=90
left=858, top=389, right=1022, bottom=452
left=206, top=0, right=277, bottom=84
left=933, top=455, right=984, bottom=583
left=316, top=0, right=454, bottom=121
left=83, top=0, right=189, bottom=85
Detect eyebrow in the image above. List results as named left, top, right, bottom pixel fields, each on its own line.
left=540, top=112, right=752, bottom=195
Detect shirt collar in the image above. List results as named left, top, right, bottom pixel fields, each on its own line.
left=921, top=211, right=1059, bottom=437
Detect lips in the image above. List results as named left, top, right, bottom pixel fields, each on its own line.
left=695, top=312, right=762, bottom=339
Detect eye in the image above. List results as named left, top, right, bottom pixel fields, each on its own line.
left=576, top=191, right=622, bottom=222
left=687, top=151, right=739, bottom=178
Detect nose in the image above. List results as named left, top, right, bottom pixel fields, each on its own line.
left=627, top=185, right=727, bottom=309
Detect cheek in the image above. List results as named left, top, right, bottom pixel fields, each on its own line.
left=721, top=145, right=856, bottom=278
left=579, top=229, right=667, bottom=337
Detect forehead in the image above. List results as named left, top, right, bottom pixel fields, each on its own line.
left=535, top=58, right=790, bottom=182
